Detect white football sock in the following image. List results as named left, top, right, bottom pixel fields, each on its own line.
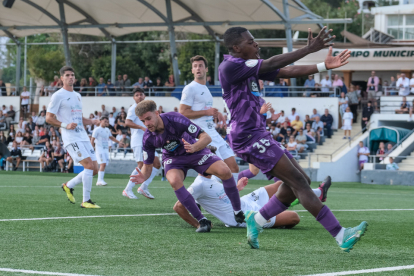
left=141, top=167, right=159, bottom=190
left=335, top=227, right=346, bottom=245
left=232, top=173, right=239, bottom=183
left=313, top=188, right=322, bottom=198
left=254, top=212, right=267, bottom=227
left=82, top=169, right=94, bottom=202
left=98, top=171, right=105, bottom=182
left=67, top=171, right=83, bottom=189
left=125, top=168, right=138, bottom=192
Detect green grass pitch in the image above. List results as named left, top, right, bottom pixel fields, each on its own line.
left=0, top=171, right=414, bottom=276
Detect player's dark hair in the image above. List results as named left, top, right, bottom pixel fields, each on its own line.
left=100, top=116, right=108, bottom=121
left=223, top=27, right=248, bottom=52
left=207, top=145, right=217, bottom=155
left=136, top=100, right=157, bottom=117
left=59, top=66, right=75, bottom=76
left=133, top=87, right=145, bottom=95
left=190, top=55, right=208, bottom=68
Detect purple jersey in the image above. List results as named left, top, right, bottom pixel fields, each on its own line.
left=219, top=55, right=279, bottom=151
left=142, top=112, right=204, bottom=164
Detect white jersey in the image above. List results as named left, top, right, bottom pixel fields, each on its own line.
left=127, top=102, right=146, bottom=148
left=180, top=81, right=220, bottom=138
left=92, top=126, right=111, bottom=150
left=47, top=88, right=89, bottom=146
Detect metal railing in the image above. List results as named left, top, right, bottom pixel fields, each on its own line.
left=368, top=155, right=414, bottom=168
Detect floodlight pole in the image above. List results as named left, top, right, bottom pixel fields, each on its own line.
left=111, top=40, right=116, bottom=83
left=166, top=0, right=180, bottom=85
left=283, top=0, right=296, bottom=87
left=16, top=43, right=21, bottom=93
left=58, top=1, right=71, bottom=66
left=214, top=38, right=220, bottom=85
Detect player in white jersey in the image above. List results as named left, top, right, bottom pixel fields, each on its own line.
left=180, top=55, right=239, bottom=182
left=46, top=66, right=100, bottom=208
left=91, top=116, right=123, bottom=186
left=123, top=88, right=161, bottom=199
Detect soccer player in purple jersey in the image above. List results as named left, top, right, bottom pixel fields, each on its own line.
left=129, top=100, right=244, bottom=232
left=219, top=26, right=367, bottom=251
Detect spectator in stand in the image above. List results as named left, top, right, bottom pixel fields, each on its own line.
left=14, top=131, right=23, bottom=146
left=0, top=111, right=5, bottom=129
left=342, top=106, right=353, bottom=139
left=7, top=141, right=22, bottom=171
left=119, top=133, right=130, bottom=153
left=0, top=131, right=6, bottom=143
left=367, top=71, right=379, bottom=101
left=277, top=122, right=292, bottom=143
left=53, top=143, right=66, bottom=172
left=304, top=114, right=312, bottom=125
left=332, top=74, right=343, bottom=94
left=362, top=101, right=374, bottom=132
left=338, top=92, right=348, bottom=118
left=78, top=78, right=88, bottom=95
left=116, top=112, right=128, bottom=134
left=291, top=115, right=303, bottom=132
left=311, top=83, right=321, bottom=97
left=205, top=75, right=212, bottom=86
left=133, top=77, right=144, bottom=88
left=321, top=109, right=333, bottom=139
left=36, top=111, right=46, bottom=127
left=39, top=141, right=53, bottom=169
left=385, top=143, right=393, bottom=156
left=20, top=86, right=30, bottom=115
left=73, top=78, right=80, bottom=90
left=269, top=123, right=280, bottom=139
left=31, top=111, right=38, bottom=124
left=309, top=108, right=320, bottom=122
left=153, top=77, right=163, bottom=95
left=38, top=85, right=48, bottom=96
left=386, top=157, right=399, bottom=171
left=304, top=75, right=315, bottom=96
left=164, top=74, right=175, bottom=91
left=295, top=128, right=308, bottom=153
left=96, top=77, right=106, bottom=96
left=64, top=152, right=73, bottom=173
left=5, top=105, right=16, bottom=129
left=88, top=77, right=97, bottom=96
left=410, top=73, right=414, bottom=95
left=0, top=79, right=6, bottom=96
left=106, top=79, right=115, bottom=96
left=358, top=141, right=370, bottom=171
left=114, top=74, right=123, bottom=93
left=101, top=105, right=109, bottom=118
left=16, top=117, right=26, bottom=133
left=347, top=84, right=360, bottom=123
left=389, top=76, right=397, bottom=96
left=312, top=116, right=324, bottom=143
left=115, top=129, right=123, bottom=144
left=21, top=132, right=33, bottom=150
left=52, top=75, right=59, bottom=87
left=276, top=110, right=286, bottom=124
left=24, top=124, right=32, bottom=136
left=376, top=142, right=387, bottom=162
left=287, top=136, right=298, bottom=153
left=143, top=76, right=153, bottom=94
left=275, top=78, right=289, bottom=97
left=2, top=105, right=8, bottom=114
left=397, top=73, right=410, bottom=96
left=50, top=130, right=60, bottom=145
left=39, top=105, right=47, bottom=116
left=122, top=74, right=131, bottom=94
left=112, top=107, right=118, bottom=119
left=158, top=105, right=165, bottom=114
left=6, top=126, right=15, bottom=144
left=108, top=113, right=115, bottom=127
left=355, top=84, right=362, bottom=98
left=341, top=77, right=348, bottom=93
left=32, top=127, right=40, bottom=146
left=320, top=74, right=332, bottom=95
left=395, top=96, right=410, bottom=114
left=288, top=108, right=298, bottom=122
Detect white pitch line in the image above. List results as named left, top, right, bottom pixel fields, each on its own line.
left=302, top=264, right=414, bottom=276
left=0, top=267, right=102, bottom=276
left=1, top=209, right=414, bottom=222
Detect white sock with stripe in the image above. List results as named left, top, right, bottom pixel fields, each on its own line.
left=141, top=167, right=159, bottom=190
left=67, top=171, right=83, bottom=189
left=125, top=168, right=138, bottom=192
left=82, top=169, right=94, bottom=202
left=98, top=171, right=105, bottom=182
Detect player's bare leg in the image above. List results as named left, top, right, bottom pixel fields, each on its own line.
left=138, top=156, right=161, bottom=199
left=167, top=169, right=211, bottom=232
left=205, top=160, right=244, bottom=223
left=223, top=155, right=239, bottom=182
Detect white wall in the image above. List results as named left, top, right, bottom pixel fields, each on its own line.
left=0, top=96, right=21, bottom=120
left=380, top=96, right=414, bottom=114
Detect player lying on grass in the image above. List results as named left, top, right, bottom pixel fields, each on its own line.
left=129, top=100, right=244, bottom=233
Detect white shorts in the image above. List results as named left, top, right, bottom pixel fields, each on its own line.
left=209, top=136, right=235, bottom=161
left=96, top=147, right=109, bottom=165
left=342, top=125, right=352, bottom=130
left=133, top=146, right=158, bottom=163
left=241, top=187, right=275, bottom=228
left=65, top=141, right=97, bottom=164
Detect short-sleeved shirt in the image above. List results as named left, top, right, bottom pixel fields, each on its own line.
left=142, top=112, right=204, bottom=164
left=21, top=91, right=30, bottom=105
left=218, top=55, right=279, bottom=150
left=92, top=126, right=111, bottom=150
left=127, top=103, right=146, bottom=148
left=180, top=81, right=218, bottom=138
left=358, top=147, right=370, bottom=162
left=47, top=88, right=90, bottom=146
left=54, top=147, right=65, bottom=156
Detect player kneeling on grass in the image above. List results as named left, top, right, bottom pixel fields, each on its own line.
left=91, top=116, right=124, bottom=186
left=129, top=100, right=245, bottom=233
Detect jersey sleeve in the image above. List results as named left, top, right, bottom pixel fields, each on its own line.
left=126, top=105, right=137, bottom=121
left=142, top=136, right=156, bottom=165
left=258, top=69, right=280, bottom=82
left=47, top=93, right=61, bottom=115
left=92, top=128, right=99, bottom=139
left=179, top=115, right=203, bottom=139
left=222, top=59, right=264, bottom=84
left=180, top=85, right=195, bottom=106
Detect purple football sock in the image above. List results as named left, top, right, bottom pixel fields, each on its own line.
left=259, top=195, right=288, bottom=220
left=316, top=205, right=342, bottom=237
left=238, top=169, right=256, bottom=181
left=222, top=177, right=241, bottom=211
left=174, top=186, right=204, bottom=221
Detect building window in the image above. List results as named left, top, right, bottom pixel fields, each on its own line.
left=387, top=14, right=414, bottom=40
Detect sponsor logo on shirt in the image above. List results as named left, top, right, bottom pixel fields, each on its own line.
left=249, top=80, right=260, bottom=96
left=245, top=59, right=259, bottom=68
left=163, top=140, right=180, bottom=152
left=143, top=150, right=148, bottom=161
left=198, top=153, right=215, bottom=165
left=188, top=124, right=197, bottom=134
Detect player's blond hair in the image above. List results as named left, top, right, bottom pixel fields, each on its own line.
left=135, top=100, right=157, bottom=117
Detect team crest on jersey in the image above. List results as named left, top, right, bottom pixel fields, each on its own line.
left=245, top=59, right=259, bottom=68
left=77, top=152, right=82, bottom=157
left=188, top=124, right=197, bottom=133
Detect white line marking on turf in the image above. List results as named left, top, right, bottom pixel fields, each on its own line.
left=303, top=264, right=414, bottom=276
left=1, top=209, right=414, bottom=222
left=0, top=268, right=102, bottom=276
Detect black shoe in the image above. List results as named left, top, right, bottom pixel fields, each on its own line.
left=196, top=218, right=212, bottom=233
left=234, top=210, right=245, bottom=223
left=319, top=176, right=332, bottom=202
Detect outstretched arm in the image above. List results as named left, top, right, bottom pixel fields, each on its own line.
left=173, top=201, right=200, bottom=228
left=129, top=164, right=153, bottom=184
left=82, top=117, right=99, bottom=126
left=182, top=132, right=212, bottom=153
left=259, top=27, right=334, bottom=74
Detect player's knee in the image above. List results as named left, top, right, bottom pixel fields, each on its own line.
left=216, top=167, right=233, bottom=180
left=290, top=212, right=300, bottom=226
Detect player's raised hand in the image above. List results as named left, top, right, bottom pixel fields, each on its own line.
left=92, top=119, right=100, bottom=126
left=130, top=167, right=145, bottom=184
left=205, top=107, right=218, bottom=118
left=307, top=26, right=335, bottom=53
left=237, top=177, right=249, bottom=191
left=324, top=47, right=351, bottom=70
left=66, top=123, right=77, bottom=130
left=182, top=138, right=197, bottom=153
left=271, top=112, right=282, bottom=122
left=260, top=102, right=272, bottom=114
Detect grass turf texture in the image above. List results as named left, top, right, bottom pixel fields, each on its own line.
left=0, top=171, right=414, bottom=276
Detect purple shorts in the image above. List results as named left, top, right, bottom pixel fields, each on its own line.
left=359, top=160, right=367, bottom=166
left=163, top=148, right=222, bottom=179
left=235, top=133, right=284, bottom=179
